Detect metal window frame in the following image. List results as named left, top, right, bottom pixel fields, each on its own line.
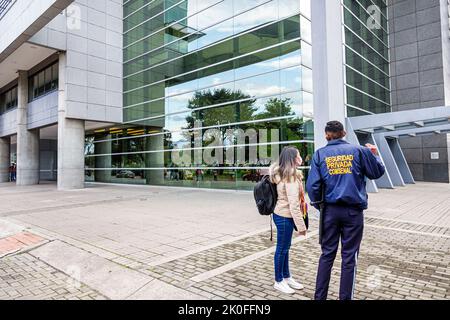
left=124, top=88, right=305, bottom=125
left=90, top=114, right=300, bottom=144
left=86, top=139, right=314, bottom=158
left=123, top=36, right=303, bottom=95
left=124, top=61, right=306, bottom=110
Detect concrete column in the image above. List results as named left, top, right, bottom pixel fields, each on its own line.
left=388, top=138, right=415, bottom=184
left=16, top=70, right=40, bottom=185
left=311, top=0, right=346, bottom=149
left=346, top=119, right=378, bottom=193
left=373, top=134, right=405, bottom=187
left=0, top=137, right=10, bottom=182
left=145, top=132, right=164, bottom=185
left=57, top=52, right=85, bottom=190
left=95, top=135, right=112, bottom=183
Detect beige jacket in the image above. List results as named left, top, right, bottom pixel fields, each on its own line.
left=269, top=164, right=307, bottom=232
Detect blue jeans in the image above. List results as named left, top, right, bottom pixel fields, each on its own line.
left=273, top=213, right=294, bottom=282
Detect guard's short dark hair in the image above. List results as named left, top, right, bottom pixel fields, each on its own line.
left=325, top=120, right=344, bottom=133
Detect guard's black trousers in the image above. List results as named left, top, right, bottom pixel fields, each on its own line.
left=315, top=204, right=364, bottom=300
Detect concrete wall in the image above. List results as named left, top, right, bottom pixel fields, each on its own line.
left=0, top=109, right=17, bottom=137
left=27, top=91, right=58, bottom=130
left=29, top=0, right=123, bottom=124
left=389, top=0, right=450, bottom=182
left=28, top=12, right=67, bottom=51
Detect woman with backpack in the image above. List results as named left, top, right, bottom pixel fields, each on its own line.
left=269, top=146, right=308, bottom=294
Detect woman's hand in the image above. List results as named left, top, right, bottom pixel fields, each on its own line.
left=297, top=230, right=307, bottom=236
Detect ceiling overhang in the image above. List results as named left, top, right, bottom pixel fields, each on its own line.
left=0, top=0, right=73, bottom=64
left=0, top=42, right=57, bottom=89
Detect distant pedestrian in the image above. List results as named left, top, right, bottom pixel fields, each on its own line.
left=10, top=163, right=16, bottom=182
left=306, top=121, right=385, bottom=300
left=269, top=146, right=308, bottom=294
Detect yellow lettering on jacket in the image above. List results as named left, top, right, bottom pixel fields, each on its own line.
left=325, top=154, right=354, bottom=175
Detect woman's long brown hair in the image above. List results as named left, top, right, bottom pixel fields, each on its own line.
left=272, top=146, right=302, bottom=183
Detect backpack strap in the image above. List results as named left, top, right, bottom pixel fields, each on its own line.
left=270, top=214, right=273, bottom=242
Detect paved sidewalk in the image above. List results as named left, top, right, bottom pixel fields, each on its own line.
left=0, top=181, right=449, bottom=300
left=0, top=253, right=106, bottom=300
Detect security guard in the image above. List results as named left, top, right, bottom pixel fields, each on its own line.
left=306, top=120, right=385, bottom=300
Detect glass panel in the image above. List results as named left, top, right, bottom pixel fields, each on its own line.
left=124, top=14, right=301, bottom=90
left=38, top=71, right=45, bottom=95
left=33, top=75, right=39, bottom=99
left=343, top=7, right=388, bottom=59
left=51, top=64, right=58, bottom=90
left=346, top=86, right=390, bottom=114
left=346, top=68, right=390, bottom=104
left=111, top=0, right=311, bottom=189
left=44, top=67, right=52, bottom=92
left=345, top=46, right=389, bottom=88
left=27, top=63, right=59, bottom=101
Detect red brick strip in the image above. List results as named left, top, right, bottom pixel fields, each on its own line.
left=0, top=232, right=45, bottom=256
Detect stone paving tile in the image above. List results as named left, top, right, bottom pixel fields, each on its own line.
left=145, top=219, right=319, bottom=280
left=181, top=222, right=450, bottom=300
left=1, top=216, right=449, bottom=300
left=134, top=216, right=450, bottom=300
left=364, top=217, right=450, bottom=235
left=0, top=253, right=107, bottom=300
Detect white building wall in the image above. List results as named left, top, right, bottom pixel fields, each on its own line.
left=0, top=0, right=73, bottom=63
left=311, top=0, right=346, bottom=149
left=27, top=91, right=58, bottom=130
left=28, top=0, right=123, bottom=124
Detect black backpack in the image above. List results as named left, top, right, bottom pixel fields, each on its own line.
left=253, top=175, right=278, bottom=215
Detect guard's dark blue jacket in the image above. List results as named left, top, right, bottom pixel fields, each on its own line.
left=306, top=139, right=385, bottom=210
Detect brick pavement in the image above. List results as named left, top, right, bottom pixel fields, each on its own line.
left=140, top=217, right=450, bottom=300
left=0, top=182, right=449, bottom=300
left=0, top=253, right=107, bottom=300
left=1, top=216, right=449, bottom=300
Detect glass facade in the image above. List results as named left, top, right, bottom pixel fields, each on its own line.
left=0, top=85, right=18, bottom=114
left=342, top=0, right=391, bottom=116
left=85, top=0, right=314, bottom=190
left=28, top=62, right=59, bottom=102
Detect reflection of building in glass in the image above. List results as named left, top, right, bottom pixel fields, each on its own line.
left=86, top=0, right=315, bottom=189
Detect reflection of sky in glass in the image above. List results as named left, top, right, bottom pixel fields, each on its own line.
left=183, top=0, right=302, bottom=53
left=164, top=50, right=307, bottom=118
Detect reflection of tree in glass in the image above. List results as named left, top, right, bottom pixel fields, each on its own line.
left=176, top=89, right=257, bottom=169
left=253, top=97, right=305, bottom=141
left=176, top=91, right=309, bottom=169
left=184, top=88, right=257, bottom=130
